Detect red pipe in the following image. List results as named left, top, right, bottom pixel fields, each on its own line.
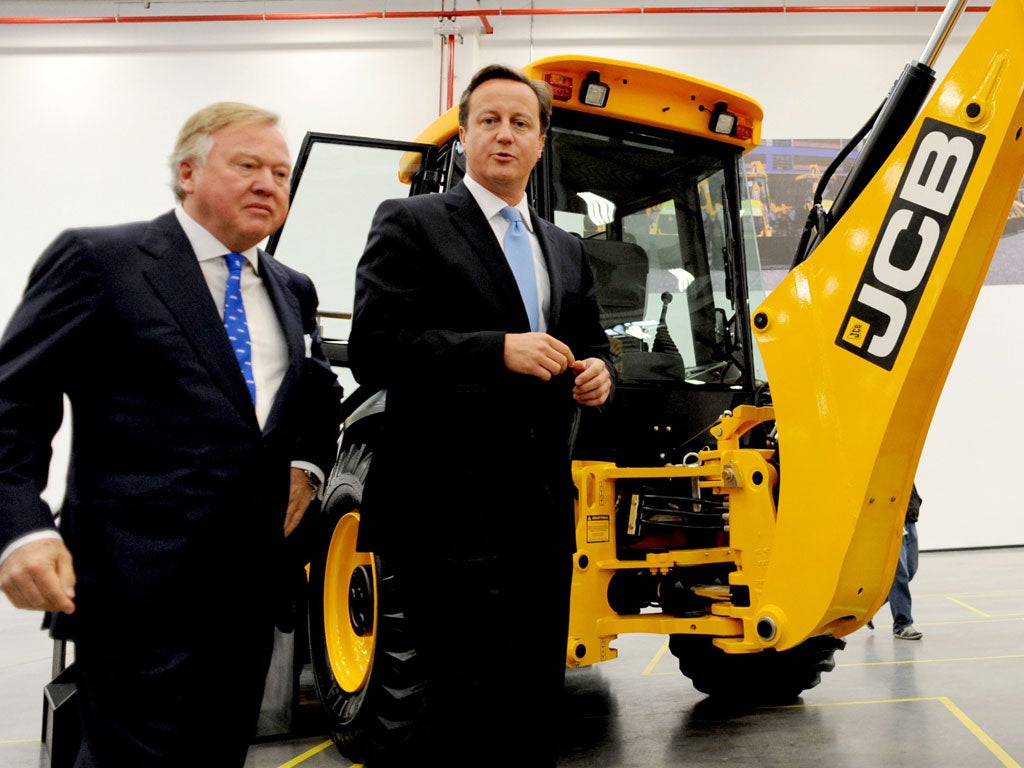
left=438, top=29, right=445, bottom=114
left=0, top=5, right=993, bottom=25
left=447, top=32, right=457, bottom=111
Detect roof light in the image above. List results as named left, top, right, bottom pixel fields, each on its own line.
left=579, top=71, right=610, bottom=108
left=544, top=73, right=573, bottom=102
left=709, top=101, right=737, bottom=136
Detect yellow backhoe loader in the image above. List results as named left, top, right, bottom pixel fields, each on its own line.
left=265, top=0, right=1024, bottom=759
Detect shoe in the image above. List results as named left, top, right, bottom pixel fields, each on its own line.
left=893, top=625, right=923, bottom=640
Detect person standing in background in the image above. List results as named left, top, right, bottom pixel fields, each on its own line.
left=348, top=64, right=615, bottom=767
left=867, top=483, right=923, bottom=639
left=889, top=484, right=923, bottom=639
left=0, top=102, right=344, bottom=767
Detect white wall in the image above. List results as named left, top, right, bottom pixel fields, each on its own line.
left=0, top=0, right=1013, bottom=550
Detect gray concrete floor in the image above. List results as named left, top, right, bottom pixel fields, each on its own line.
left=3, top=546, right=1022, bottom=768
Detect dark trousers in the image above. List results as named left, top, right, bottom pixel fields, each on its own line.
left=396, top=547, right=573, bottom=768
left=72, top=619, right=275, bottom=768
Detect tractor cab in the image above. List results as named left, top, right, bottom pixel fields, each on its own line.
left=269, top=55, right=770, bottom=467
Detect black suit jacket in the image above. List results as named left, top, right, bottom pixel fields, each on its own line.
left=349, top=182, right=614, bottom=557
left=0, top=211, right=343, bottom=633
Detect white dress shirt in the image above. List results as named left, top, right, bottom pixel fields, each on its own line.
left=463, top=174, right=551, bottom=332
left=176, top=208, right=323, bottom=487
left=175, top=206, right=288, bottom=429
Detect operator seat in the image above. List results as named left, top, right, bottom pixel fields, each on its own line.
left=583, top=238, right=688, bottom=384
left=582, top=238, right=649, bottom=330
left=574, top=238, right=650, bottom=461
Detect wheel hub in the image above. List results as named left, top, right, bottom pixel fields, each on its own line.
left=348, top=564, right=375, bottom=636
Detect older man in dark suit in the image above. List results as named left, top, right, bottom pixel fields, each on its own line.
left=0, top=102, right=343, bottom=767
left=349, top=65, right=615, bottom=767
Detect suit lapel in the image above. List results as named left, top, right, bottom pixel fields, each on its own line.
left=445, top=183, right=536, bottom=332
left=532, top=213, right=564, bottom=328
left=258, top=252, right=304, bottom=433
left=138, top=213, right=257, bottom=422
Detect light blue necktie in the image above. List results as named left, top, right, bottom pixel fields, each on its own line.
left=223, top=252, right=256, bottom=405
left=500, top=206, right=540, bottom=332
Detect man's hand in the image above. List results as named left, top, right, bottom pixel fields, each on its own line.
left=285, top=467, right=316, bottom=537
left=571, top=357, right=613, bottom=407
left=0, top=538, right=76, bottom=614
left=503, top=332, right=575, bottom=380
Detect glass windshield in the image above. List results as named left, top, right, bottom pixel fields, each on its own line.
left=545, top=116, right=764, bottom=387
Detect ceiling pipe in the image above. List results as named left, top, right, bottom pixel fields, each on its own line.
left=0, top=5, right=993, bottom=25
left=447, top=32, right=457, bottom=109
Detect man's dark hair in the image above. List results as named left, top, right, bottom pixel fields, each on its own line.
left=458, top=64, right=553, bottom=134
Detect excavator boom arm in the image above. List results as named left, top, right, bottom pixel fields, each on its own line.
left=738, top=0, right=1024, bottom=651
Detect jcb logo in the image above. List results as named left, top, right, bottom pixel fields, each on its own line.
left=836, top=118, right=984, bottom=369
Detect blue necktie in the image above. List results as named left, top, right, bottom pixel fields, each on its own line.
left=223, top=253, right=256, bottom=405
left=500, top=206, right=540, bottom=332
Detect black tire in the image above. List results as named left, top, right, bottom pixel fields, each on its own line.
left=306, top=441, right=426, bottom=765
left=668, top=633, right=846, bottom=706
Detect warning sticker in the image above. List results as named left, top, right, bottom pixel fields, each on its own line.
left=587, top=515, right=610, bottom=543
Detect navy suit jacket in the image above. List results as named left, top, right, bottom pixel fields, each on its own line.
left=0, top=211, right=343, bottom=632
left=349, top=181, right=614, bottom=557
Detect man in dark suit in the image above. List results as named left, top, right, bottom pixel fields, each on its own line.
left=0, top=102, right=343, bottom=767
left=348, top=65, right=615, bottom=766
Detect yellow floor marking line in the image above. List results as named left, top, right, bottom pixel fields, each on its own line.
left=277, top=739, right=335, bottom=767
left=946, top=596, right=992, bottom=616
left=939, top=696, right=1022, bottom=768
left=789, top=696, right=1020, bottom=767
left=839, top=653, right=1024, bottom=668
left=784, top=695, right=934, bottom=708
left=642, top=640, right=671, bottom=675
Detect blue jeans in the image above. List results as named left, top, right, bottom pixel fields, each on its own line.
left=888, top=521, right=919, bottom=631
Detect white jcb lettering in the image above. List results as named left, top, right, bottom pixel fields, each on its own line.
left=872, top=209, right=940, bottom=292
left=840, top=120, right=981, bottom=367
left=857, top=283, right=908, bottom=358
left=900, top=132, right=975, bottom=216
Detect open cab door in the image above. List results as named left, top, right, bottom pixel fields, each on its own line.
left=266, top=132, right=439, bottom=393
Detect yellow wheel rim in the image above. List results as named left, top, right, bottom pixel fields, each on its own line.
left=323, top=511, right=376, bottom=692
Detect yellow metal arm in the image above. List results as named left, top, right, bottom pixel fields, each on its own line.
left=747, top=0, right=1024, bottom=651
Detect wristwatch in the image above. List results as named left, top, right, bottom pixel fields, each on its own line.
left=303, top=469, right=323, bottom=497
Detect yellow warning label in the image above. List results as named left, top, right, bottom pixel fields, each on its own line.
left=587, top=514, right=610, bottom=543
left=842, top=316, right=869, bottom=348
